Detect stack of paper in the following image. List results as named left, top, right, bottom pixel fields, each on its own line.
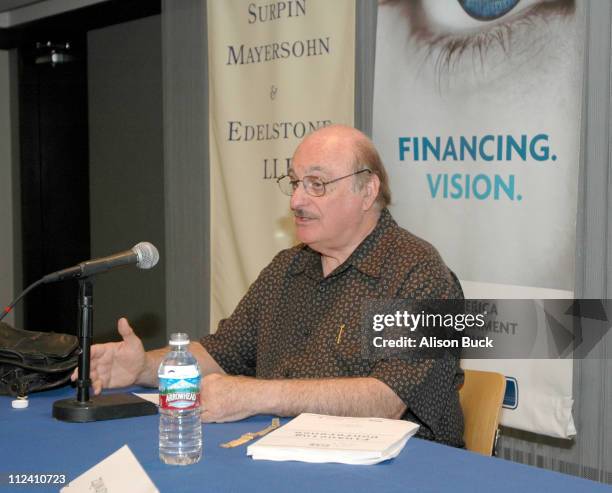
left=247, top=413, right=419, bottom=465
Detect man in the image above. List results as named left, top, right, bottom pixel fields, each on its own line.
left=77, top=125, right=464, bottom=447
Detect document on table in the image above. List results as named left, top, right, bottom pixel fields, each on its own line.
left=60, top=445, right=158, bottom=493
left=247, top=413, right=419, bottom=465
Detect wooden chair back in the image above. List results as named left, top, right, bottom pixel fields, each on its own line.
left=459, top=369, right=506, bottom=456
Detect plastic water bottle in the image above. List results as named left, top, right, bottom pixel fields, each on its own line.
left=158, top=333, right=202, bottom=465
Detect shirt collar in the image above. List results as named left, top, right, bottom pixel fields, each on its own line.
left=288, top=208, right=395, bottom=279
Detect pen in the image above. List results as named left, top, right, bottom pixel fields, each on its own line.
left=336, top=324, right=345, bottom=344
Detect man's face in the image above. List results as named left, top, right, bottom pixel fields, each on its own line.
left=289, top=139, right=368, bottom=253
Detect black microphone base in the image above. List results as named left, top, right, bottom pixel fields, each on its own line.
left=52, top=393, right=158, bottom=422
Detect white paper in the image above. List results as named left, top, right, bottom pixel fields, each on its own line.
left=133, top=392, right=159, bottom=406
left=60, top=445, right=159, bottom=493
left=247, top=413, right=419, bottom=465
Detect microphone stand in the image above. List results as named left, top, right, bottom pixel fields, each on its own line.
left=52, top=277, right=157, bottom=422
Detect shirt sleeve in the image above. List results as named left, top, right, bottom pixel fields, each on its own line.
left=199, top=252, right=286, bottom=376
left=368, top=261, right=465, bottom=445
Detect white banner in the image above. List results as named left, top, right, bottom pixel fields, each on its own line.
left=373, top=1, right=584, bottom=438
left=208, top=0, right=355, bottom=329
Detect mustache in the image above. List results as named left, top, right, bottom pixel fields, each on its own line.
left=292, top=209, right=318, bottom=220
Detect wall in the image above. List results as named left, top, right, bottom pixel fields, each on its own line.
left=87, top=15, right=166, bottom=349
left=162, top=0, right=209, bottom=341
left=0, top=49, right=19, bottom=327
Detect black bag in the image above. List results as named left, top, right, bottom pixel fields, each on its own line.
left=0, top=322, right=79, bottom=397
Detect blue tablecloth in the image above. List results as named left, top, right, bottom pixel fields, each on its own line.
left=0, top=386, right=609, bottom=493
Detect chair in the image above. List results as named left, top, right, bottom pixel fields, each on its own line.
left=459, top=369, right=506, bottom=456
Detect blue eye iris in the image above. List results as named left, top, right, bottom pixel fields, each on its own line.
left=458, top=0, right=521, bottom=21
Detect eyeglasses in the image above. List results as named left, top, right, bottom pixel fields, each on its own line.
left=277, top=169, right=371, bottom=197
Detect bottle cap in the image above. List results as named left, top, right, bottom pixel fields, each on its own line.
left=169, top=332, right=190, bottom=346
left=12, top=398, right=28, bottom=409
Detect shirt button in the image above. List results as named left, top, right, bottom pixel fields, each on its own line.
left=319, top=285, right=326, bottom=292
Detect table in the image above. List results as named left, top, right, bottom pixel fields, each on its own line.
left=0, top=386, right=609, bottom=493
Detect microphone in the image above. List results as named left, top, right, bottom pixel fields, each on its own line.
left=41, top=242, right=159, bottom=284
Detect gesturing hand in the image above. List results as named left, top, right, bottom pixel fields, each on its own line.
left=71, top=317, right=146, bottom=395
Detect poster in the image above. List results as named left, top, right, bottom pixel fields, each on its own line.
left=208, top=0, right=355, bottom=329
left=373, top=0, right=584, bottom=438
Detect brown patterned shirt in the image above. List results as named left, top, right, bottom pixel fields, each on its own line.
left=201, top=208, right=464, bottom=447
